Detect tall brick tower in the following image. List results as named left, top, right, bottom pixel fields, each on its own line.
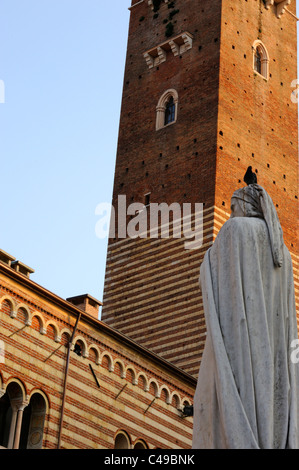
left=102, top=0, right=299, bottom=377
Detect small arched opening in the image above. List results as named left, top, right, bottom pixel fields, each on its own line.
left=114, top=430, right=131, bottom=449
left=253, top=40, right=269, bottom=80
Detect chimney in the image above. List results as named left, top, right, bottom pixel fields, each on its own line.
left=0, top=250, right=35, bottom=279
left=11, top=260, right=35, bottom=279
left=0, top=249, right=16, bottom=267
left=66, top=294, right=102, bottom=319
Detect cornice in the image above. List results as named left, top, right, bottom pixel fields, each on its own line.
left=0, top=261, right=196, bottom=387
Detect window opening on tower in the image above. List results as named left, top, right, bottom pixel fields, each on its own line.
left=156, top=89, right=178, bottom=130
left=252, top=41, right=269, bottom=80
left=164, top=96, right=176, bottom=126
left=254, top=48, right=262, bottom=75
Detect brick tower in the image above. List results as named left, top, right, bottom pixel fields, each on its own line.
left=101, top=0, right=299, bottom=377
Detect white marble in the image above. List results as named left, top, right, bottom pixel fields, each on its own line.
left=192, top=185, right=299, bottom=449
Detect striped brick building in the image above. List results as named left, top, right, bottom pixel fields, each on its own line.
left=1, top=0, right=298, bottom=451
left=102, top=0, right=299, bottom=377
left=0, top=250, right=195, bottom=449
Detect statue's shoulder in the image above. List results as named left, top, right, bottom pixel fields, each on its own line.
left=217, top=217, right=267, bottom=242
left=223, top=216, right=265, bottom=230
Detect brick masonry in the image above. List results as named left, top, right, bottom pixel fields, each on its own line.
left=0, top=262, right=195, bottom=449
left=101, top=0, right=299, bottom=377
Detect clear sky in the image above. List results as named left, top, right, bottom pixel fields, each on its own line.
left=0, top=1, right=130, bottom=311
left=0, top=1, right=298, bottom=316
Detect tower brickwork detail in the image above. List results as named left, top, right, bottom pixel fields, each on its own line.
left=102, top=0, right=299, bottom=377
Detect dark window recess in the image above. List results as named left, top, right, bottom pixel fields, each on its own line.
left=254, top=49, right=262, bottom=74
left=164, top=96, right=176, bottom=126
left=74, top=343, right=82, bottom=356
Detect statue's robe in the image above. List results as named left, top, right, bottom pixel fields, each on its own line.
left=192, top=217, right=299, bottom=449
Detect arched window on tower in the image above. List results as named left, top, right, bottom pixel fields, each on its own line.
left=253, top=41, right=269, bottom=80
left=156, top=89, right=178, bottom=131
left=254, top=48, right=262, bottom=75
left=164, top=96, right=176, bottom=126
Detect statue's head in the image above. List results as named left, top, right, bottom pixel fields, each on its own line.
left=229, top=168, right=284, bottom=267
left=231, top=167, right=261, bottom=218
left=230, top=185, right=263, bottom=219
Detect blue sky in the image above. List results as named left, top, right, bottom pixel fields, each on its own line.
left=0, top=1, right=130, bottom=309
left=0, top=1, right=298, bottom=315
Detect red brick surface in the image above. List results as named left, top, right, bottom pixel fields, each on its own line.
left=102, top=0, right=298, bottom=375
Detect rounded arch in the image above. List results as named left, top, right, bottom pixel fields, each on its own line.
left=31, top=312, right=46, bottom=334
left=60, top=328, right=72, bottom=346
left=170, top=392, right=181, bottom=409
left=88, top=344, right=101, bottom=364
left=28, top=389, right=50, bottom=415
left=125, top=366, right=137, bottom=385
left=45, top=321, right=61, bottom=343
left=114, top=430, right=131, bottom=449
left=159, top=385, right=171, bottom=404
left=21, top=390, right=49, bottom=449
left=0, top=295, right=17, bottom=318
left=137, top=372, right=149, bottom=392
left=15, top=304, right=31, bottom=325
left=100, top=352, right=114, bottom=372
left=156, top=88, right=178, bottom=130
left=182, top=397, right=192, bottom=409
left=252, top=40, right=269, bottom=79
left=114, top=359, right=126, bottom=378
left=148, top=379, right=160, bottom=398
left=72, top=336, right=88, bottom=358
left=5, top=378, right=28, bottom=402
left=133, top=439, right=148, bottom=449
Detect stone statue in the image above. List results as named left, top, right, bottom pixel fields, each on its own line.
left=192, top=169, right=299, bottom=449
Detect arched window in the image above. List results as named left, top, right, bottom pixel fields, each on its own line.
left=254, top=48, right=262, bottom=75
left=253, top=41, right=269, bottom=80
left=114, top=430, right=131, bottom=449
left=164, top=96, right=176, bottom=126
left=134, top=439, right=148, bottom=449
left=156, top=89, right=178, bottom=130
left=0, top=385, right=48, bottom=449
left=20, top=393, right=47, bottom=449
left=0, top=381, right=27, bottom=449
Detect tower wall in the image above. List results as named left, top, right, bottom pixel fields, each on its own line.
left=102, top=0, right=299, bottom=376
left=215, top=0, right=299, bottom=311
